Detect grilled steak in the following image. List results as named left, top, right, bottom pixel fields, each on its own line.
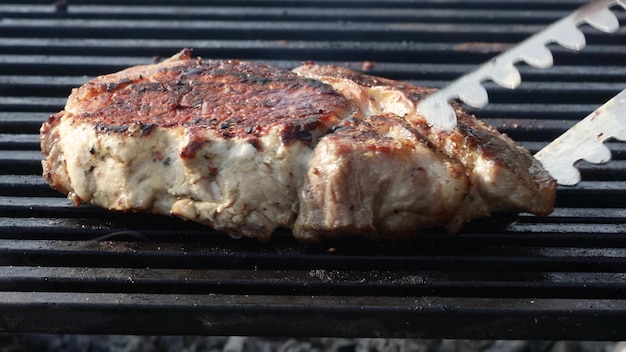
left=40, top=49, right=557, bottom=242
left=294, top=63, right=557, bottom=239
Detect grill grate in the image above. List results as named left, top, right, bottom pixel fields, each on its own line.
left=1, top=0, right=626, bottom=339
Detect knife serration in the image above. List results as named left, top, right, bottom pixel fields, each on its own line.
left=416, top=0, right=626, bottom=130
left=534, top=88, right=626, bottom=186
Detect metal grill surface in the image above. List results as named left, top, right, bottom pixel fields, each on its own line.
left=1, top=0, right=626, bottom=339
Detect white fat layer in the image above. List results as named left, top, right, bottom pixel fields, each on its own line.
left=58, top=119, right=313, bottom=240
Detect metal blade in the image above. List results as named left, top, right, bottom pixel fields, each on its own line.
left=416, top=0, right=626, bottom=130
left=534, top=88, right=626, bottom=186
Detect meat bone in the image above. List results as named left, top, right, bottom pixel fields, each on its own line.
left=416, top=0, right=626, bottom=185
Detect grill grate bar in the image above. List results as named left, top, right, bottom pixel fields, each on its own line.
left=0, top=0, right=599, bottom=10
left=0, top=235, right=623, bottom=272
left=2, top=38, right=626, bottom=64
left=0, top=266, right=625, bottom=301
left=4, top=55, right=626, bottom=83
left=0, top=5, right=590, bottom=23
left=0, top=291, right=621, bottom=338
left=4, top=18, right=625, bottom=43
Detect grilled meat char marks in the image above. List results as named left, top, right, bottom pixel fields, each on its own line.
left=41, top=50, right=353, bottom=241
left=294, top=115, right=470, bottom=242
left=41, top=50, right=556, bottom=242
left=293, top=63, right=557, bottom=229
left=68, top=50, right=345, bottom=156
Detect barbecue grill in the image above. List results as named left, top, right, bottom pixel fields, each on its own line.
left=1, top=0, right=626, bottom=340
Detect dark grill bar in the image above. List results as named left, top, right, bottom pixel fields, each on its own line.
left=1, top=0, right=626, bottom=339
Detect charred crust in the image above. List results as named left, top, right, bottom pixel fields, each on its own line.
left=95, top=123, right=129, bottom=134
left=94, top=122, right=155, bottom=136
left=136, top=122, right=155, bottom=135
left=180, top=67, right=205, bottom=78
left=328, top=125, right=342, bottom=134
left=180, top=136, right=208, bottom=159
left=40, top=112, right=64, bottom=156
left=280, top=123, right=320, bottom=146
left=295, top=129, right=313, bottom=142
left=103, top=78, right=135, bottom=92
left=405, top=88, right=435, bottom=103
left=171, top=48, right=193, bottom=61
left=248, top=137, right=262, bottom=151
left=42, top=111, right=64, bottom=130
left=68, top=53, right=351, bottom=146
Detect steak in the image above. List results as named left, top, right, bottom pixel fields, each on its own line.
left=40, top=49, right=557, bottom=242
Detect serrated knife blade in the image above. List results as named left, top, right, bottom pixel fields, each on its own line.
left=534, top=88, right=626, bottom=186
left=416, top=0, right=626, bottom=130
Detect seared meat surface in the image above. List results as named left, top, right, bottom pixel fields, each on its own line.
left=294, top=63, right=557, bottom=230
left=294, top=115, right=470, bottom=242
left=41, top=49, right=556, bottom=242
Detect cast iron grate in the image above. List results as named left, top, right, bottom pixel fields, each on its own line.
left=0, top=0, right=625, bottom=339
